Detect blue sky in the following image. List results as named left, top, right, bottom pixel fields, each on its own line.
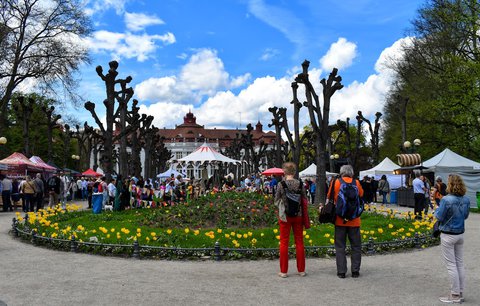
left=74, top=0, right=424, bottom=130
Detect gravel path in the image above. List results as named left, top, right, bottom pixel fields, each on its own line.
left=0, top=203, right=479, bottom=306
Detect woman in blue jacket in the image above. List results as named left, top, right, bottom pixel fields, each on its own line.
left=435, top=174, right=469, bottom=304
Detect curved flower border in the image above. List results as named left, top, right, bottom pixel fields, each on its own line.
left=10, top=204, right=439, bottom=260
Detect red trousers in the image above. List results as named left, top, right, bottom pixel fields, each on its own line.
left=279, top=216, right=305, bottom=273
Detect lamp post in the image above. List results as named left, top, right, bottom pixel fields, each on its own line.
left=403, top=139, right=421, bottom=153
left=0, top=136, right=6, bottom=159
left=72, top=155, right=80, bottom=171
left=330, top=153, right=340, bottom=172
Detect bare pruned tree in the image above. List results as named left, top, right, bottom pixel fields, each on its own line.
left=295, top=60, right=343, bottom=203
left=357, top=111, right=382, bottom=165
left=85, top=61, right=136, bottom=180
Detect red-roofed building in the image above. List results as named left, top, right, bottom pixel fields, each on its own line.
left=159, top=111, right=277, bottom=178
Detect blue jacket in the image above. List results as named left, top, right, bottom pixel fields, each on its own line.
left=435, top=194, right=469, bottom=234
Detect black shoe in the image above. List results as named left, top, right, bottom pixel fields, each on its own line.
left=352, top=272, right=360, bottom=278
left=337, top=273, right=346, bottom=279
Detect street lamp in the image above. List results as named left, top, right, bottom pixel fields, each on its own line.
left=72, top=154, right=80, bottom=170
left=0, top=137, right=6, bottom=145
left=403, top=139, right=421, bottom=153
left=330, top=153, right=340, bottom=172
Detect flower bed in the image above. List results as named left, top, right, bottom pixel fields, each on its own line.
left=12, top=193, right=439, bottom=259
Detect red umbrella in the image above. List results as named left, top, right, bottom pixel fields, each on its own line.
left=82, top=168, right=102, bottom=177
left=261, top=167, right=285, bottom=176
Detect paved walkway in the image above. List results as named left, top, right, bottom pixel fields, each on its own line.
left=0, top=203, right=479, bottom=306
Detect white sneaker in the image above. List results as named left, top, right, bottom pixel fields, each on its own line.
left=439, top=294, right=461, bottom=303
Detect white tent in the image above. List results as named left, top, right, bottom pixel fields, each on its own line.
left=423, top=148, right=480, bottom=207
left=177, top=142, right=240, bottom=164
left=299, top=163, right=337, bottom=178
left=359, top=157, right=404, bottom=189
left=157, top=168, right=185, bottom=179
left=359, top=157, right=400, bottom=177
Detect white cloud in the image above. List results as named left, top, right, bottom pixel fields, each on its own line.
left=134, top=49, right=252, bottom=104
left=180, top=49, right=229, bottom=93
left=375, top=36, right=413, bottom=74
left=231, top=73, right=251, bottom=88
left=260, top=48, right=280, bottom=61
left=196, top=76, right=292, bottom=128
left=85, top=0, right=128, bottom=15
left=320, top=37, right=357, bottom=71
left=134, top=38, right=405, bottom=135
left=134, top=76, right=178, bottom=102
left=124, top=12, right=165, bottom=32
left=139, top=102, right=192, bottom=129
left=86, top=30, right=175, bottom=62
left=177, top=53, right=188, bottom=60
left=327, top=38, right=410, bottom=121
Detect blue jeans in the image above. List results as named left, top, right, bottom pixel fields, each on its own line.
left=82, top=188, right=88, bottom=200
left=380, top=191, right=389, bottom=204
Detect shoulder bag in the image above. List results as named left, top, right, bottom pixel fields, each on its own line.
left=318, top=178, right=337, bottom=224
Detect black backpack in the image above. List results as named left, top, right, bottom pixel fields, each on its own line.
left=281, top=180, right=302, bottom=217
left=47, top=177, right=58, bottom=191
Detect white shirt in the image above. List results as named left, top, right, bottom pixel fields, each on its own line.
left=107, top=183, right=116, bottom=197
left=413, top=178, right=425, bottom=194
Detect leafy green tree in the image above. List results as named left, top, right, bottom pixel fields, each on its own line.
left=382, top=0, right=480, bottom=161
left=0, top=0, right=91, bottom=134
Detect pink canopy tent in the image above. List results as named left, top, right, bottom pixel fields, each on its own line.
left=29, top=156, right=57, bottom=173
left=82, top=168, right=102, bottom=177
left=0, top=152, right=43, bottom=173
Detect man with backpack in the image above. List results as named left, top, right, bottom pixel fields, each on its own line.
left=47, top=173, right=61, bottom=208
left=325, top=165, right=364, bottom=279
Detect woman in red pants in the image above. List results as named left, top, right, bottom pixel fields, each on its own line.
left=275, top=162, right=307, bottom=278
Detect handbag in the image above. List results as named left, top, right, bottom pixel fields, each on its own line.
left=318, top=178, right=337, bottom=224
left=318, top=199, right=336, bottom=224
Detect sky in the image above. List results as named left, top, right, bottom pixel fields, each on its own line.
left=70, top=0, right=425, bottom=131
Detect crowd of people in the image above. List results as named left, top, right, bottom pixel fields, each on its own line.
left=0, top=162, right=472, bottom=303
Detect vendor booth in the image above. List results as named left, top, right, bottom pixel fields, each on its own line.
left=0, top=152, right=43, bottom=175
left=423, top=148, right=480, bottom=207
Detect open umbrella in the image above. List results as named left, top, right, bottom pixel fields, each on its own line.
left=261, top=167, right=284, bottom=176
left=82, top=168, right=102, bottom=177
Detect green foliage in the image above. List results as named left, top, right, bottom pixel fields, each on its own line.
left=1, top=93, right=77, bottom=167
left=381, top=0, right=480, bottom=161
